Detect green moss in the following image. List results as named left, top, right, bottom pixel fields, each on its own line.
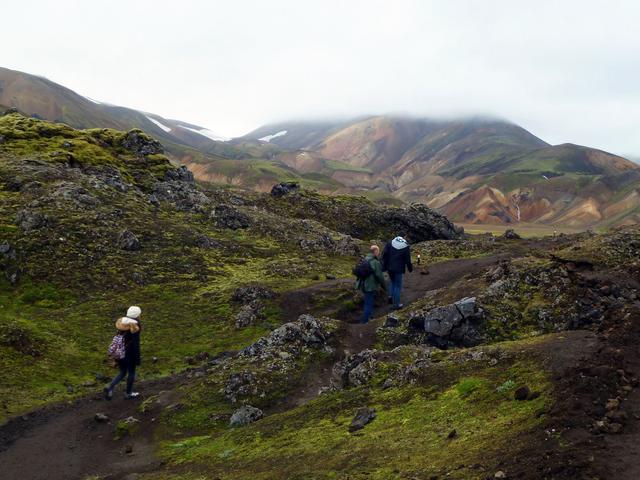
left=455, top=377, right=484, bottom=397
left=156, top=355, right=550, bottom=480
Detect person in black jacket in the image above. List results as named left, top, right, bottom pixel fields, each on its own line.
left=382, top=236, right=413, bottom=309
left=104, top=306, right=142, bottom=400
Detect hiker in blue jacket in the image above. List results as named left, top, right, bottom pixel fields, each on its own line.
left=382, top=236, right=413, bottom=309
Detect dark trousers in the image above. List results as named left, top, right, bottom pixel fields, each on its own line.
left=361, top=291, right=375, bottom=324
left=389, top=272, right=404, bottom=307
left=108, top=361, right=136, bottom=394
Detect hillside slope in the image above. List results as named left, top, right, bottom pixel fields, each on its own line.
left=0, top=67, right=230, bottom=160
left=0, top=112, right=459, bottom=418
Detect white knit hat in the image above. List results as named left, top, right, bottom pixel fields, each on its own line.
left=126, top=305, right=141, bottom=319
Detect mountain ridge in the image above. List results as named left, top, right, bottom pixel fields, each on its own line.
left=244, top=116, right=640, bottom=227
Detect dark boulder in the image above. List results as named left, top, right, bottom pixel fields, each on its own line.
left=502, top=229, right=521, bottom=240
left=514, top=385, right=530, bottom=401
left=194, top=235, right=223, bottom=249
left=409, top=297, right=484, bottom=348
left=0, top=243, right=15, bottom=258
left=349, top=407, right=376, bottom=432
left=271, top=182, right=300, bottom=197
left=117, top=230, right=141, bottom=251
left=229, top=405, right=264, bottom=427
left=211, top=205, right=251, bottom=230
left=384, top=314, right=400, bottom=328
left=378, top=203, right=462, bottom=242
left=332, top=349, right=379, bottom=388
left=241, top=314, right=331, bottom=359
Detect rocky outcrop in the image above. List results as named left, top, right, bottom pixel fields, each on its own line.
left=271, top=182, right=300, bottom=197
left=409, top=297, right=484, bottom=348
left=260, top=189, right=461, bottom=243
left=153, top=181, right=210, bottom=212
left=210, top=204, right=251, bottom=230
left=332, top=349, right=380, bottom=389
left=164, top=166, right=194, bottom=183
left=223, top=314, right=336, bottom=405
left=379, top=203, right=462, bottom=242
left=49, top=182, right=99, bottom=208
left=224, top=371, right=258, bottom=403
left=229, top=405, right=264, bottom=427
left=232, top=285, right=275, bottom=303
left=241, top=314, right=332, bottom=359
left=120, top=129, right=163, bottom=157
left=235, top=301, right=264, bottom=329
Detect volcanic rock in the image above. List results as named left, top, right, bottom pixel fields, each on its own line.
left=229, top=405, right=264, bottom=427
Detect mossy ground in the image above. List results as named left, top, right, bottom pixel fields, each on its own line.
left=413, top=237, right=500, bottom=264
left=0, top=113, right=357, bottom=421
left=145, top=339, right=551, bottom=480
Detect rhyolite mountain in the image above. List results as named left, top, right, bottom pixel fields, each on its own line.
left=243, top=116, right=640, bottom=228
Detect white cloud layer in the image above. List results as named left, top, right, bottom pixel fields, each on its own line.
left=4, top=0, right=640, bottom=155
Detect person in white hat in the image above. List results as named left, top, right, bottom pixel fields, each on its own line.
left=104, top=306, right=142, bottom=400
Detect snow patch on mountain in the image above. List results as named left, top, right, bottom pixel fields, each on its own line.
left=146, top=115, right=172, bottom=133
left=83, top=96, right=102, bottom=105
left=179, top=125, right=229, bottom=142
left=259, top=130, right=288, bottom=142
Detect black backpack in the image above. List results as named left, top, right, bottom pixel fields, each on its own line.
left=353, top=258, right=374, bottom=279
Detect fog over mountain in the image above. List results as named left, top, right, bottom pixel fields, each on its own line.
left=4, top=0, right=640, bottom=156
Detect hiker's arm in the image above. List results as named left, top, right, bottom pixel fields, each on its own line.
left=406, top=247, right=413, bottom=273
left=374, top=262, right=387, bottom=290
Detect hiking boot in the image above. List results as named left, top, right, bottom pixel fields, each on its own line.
left=125, top=392, right=140, bottom=399
left=103, top=387, right=113, bottom=401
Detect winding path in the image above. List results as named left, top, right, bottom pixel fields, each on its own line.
left=0, top=249, right=525, bottom=480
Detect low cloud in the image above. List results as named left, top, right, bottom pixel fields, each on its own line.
left=5, top=0, right=640, bottom=155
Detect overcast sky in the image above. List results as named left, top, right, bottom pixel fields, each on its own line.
left=4, top=0, right=640, bottom=155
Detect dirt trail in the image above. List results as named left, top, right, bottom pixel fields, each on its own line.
left=0, top=376, right=184, bottom=480
left=275, top=251, right=517, bottom=412
left=0, top=245, right=532, bottom=480
left=281, top=252, right=514, bottom=323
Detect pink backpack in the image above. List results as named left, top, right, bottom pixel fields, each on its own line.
left=107, top=334, right=125, bottom=361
